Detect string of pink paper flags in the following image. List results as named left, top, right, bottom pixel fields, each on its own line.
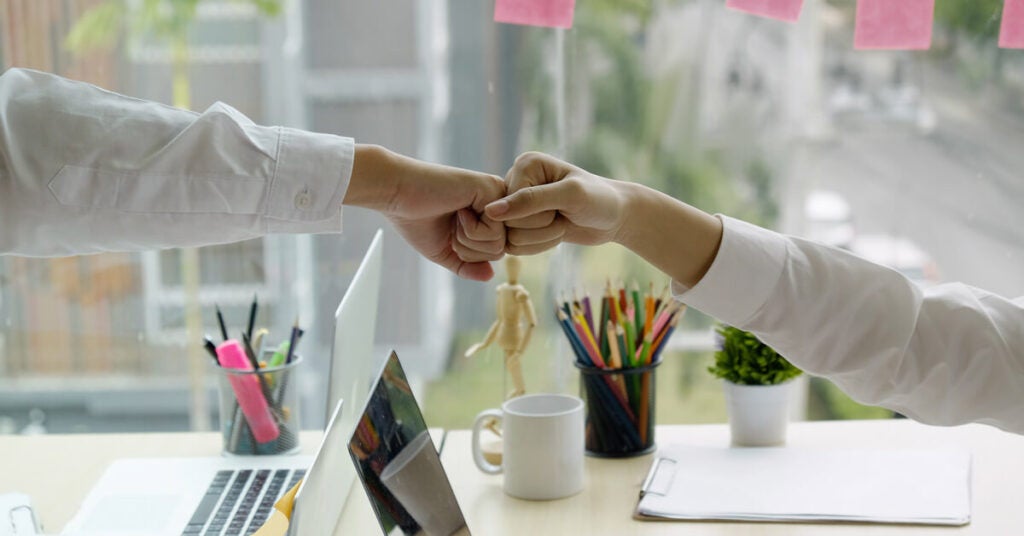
left=494, top=0, right=1024, bottom=50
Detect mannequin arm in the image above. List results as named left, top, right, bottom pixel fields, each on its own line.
left=465, top=320, right=500, bottom=357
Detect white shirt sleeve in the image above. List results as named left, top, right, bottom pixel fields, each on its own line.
left=675, top=215, right=1024, bottom=434
left=0, top=68, right=354, bottom=256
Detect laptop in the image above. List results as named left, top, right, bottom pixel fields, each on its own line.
left=62, top=406, right=331, bottom=536
left=63, top=233, right=386, bottom=536
left=349, top=351, right=469, bottom=536
left=294, top=228, right=383, bottom=530
left=327, top=228, right=383, bottom=426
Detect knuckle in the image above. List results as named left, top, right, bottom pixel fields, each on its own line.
left=518, top=188, right=537, bottom=204
left=514, top=151, right=545, bottom=169
left=506, top=244, right=528, bottom=256
left=563, top=176, right=586, bottom=199
left=507, top=228, right=527, bottom=246
left=482, top=239, right=505, bottom=255
left=461, top=222, right=483, bottom=240
left=486, top=174, right=506, bottom=197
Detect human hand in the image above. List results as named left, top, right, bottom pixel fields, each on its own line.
left=345, top=145, right=506, bottom=281
left=483, top=152, right=724, bottom=287
left=482, top=152, right=632, bottom=255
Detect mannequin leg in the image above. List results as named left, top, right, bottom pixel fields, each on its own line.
left=504, top=349, right=526, bottom=399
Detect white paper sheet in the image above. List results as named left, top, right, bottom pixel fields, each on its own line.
left=636, top=445, right=971, bottom=525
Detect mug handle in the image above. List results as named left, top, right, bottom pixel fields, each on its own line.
left=472, top=409, right=503, bottom=475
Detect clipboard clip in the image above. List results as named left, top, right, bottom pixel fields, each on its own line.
left=639, top=456, right=678, bottom=498
left=8, top=503, right=41, bottom=535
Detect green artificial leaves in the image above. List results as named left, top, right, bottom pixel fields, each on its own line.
left=708, top=325, right=802, bottom=386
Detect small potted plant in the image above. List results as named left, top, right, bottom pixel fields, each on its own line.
left=709, top=325, right=802, bottom=446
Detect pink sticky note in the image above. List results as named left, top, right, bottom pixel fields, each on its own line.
left=1001, top=0, right=1024, bottom=49
left=726, top=0, right=804, bottom=23
left=495, top=0, right=576, bottom=29
left=854, top=0, right=934, bottom=50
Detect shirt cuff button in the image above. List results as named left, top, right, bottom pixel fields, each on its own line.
left=294, top=189, right=312, bottom=210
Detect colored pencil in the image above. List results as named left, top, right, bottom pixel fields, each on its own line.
left=555, top=282, right=688, bottom=455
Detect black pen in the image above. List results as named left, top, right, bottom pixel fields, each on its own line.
left=284, top=316, right=301, bottom=364
left=246, top=293, right=258, bottom=342
left=240, top=332, right=260, bottom=369
left=215, top=304, right=229, bottom=341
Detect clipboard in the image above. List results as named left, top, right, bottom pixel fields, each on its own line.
left=635, top=444, right=971, bottom=525
left=2, top=493, right=41, bottom=535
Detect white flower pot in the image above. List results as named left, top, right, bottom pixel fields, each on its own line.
left=723, top=380, right=795, bottom=447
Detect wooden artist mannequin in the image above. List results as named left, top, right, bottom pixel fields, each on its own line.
left=465, top=255, right=538, bottom=399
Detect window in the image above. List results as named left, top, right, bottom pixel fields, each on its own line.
left=1, top=0, right=1021, bottom=434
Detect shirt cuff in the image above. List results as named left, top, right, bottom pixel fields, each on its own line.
left=672, top=215, right=788, bottom=327
left=264, top=127, right=354, bottom=233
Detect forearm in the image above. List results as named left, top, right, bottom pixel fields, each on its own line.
left=613, top=182, right=724, bottom=288
left=343, top=144, right=399, bottom=211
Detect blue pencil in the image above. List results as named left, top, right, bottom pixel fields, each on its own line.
left=556, top=309, right=593, bottom=367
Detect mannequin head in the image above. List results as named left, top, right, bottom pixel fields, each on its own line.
left=505, top=256, right=522, bottom=284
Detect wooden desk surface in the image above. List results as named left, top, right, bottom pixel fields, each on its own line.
left=440, top=420, right=1024, bottom=535
left=4, top=421, right=1023, bottom=535
left=0, top=429, right=443, bottom=535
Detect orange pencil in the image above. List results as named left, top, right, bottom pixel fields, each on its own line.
left=606, top=280, right=619, bottom=325
left=650, top=301, right=679, bottom=341
left=653, top=307, right=686, bottom=352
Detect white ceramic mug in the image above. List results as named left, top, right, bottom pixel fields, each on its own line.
left=471, top=393, right=585, bottom=500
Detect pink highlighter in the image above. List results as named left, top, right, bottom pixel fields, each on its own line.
left=216, top=340, right=280, bottom=443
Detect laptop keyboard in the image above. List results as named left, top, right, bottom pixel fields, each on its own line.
left=182, top=468, right=306, bottom=536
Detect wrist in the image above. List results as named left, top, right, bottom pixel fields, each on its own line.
left=343, top=144, right=401, bottom=212
left=611, top=181, right=652, bottom=249
left=612, top=181, right=724, bottom=287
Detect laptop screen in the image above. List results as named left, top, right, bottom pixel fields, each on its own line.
left=349, top=351, right=469, bottom=536
left=327, top=228, right=383, bottom=427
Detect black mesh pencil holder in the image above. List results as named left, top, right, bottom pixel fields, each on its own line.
left=576, top=359, right=660, bottom=458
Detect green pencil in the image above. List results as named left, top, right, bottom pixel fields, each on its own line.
left=268, top=340, right=290, bottom=368
left=623, top=320, right=636, bottom=368
left=631, top=281, right=642, bottom=338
